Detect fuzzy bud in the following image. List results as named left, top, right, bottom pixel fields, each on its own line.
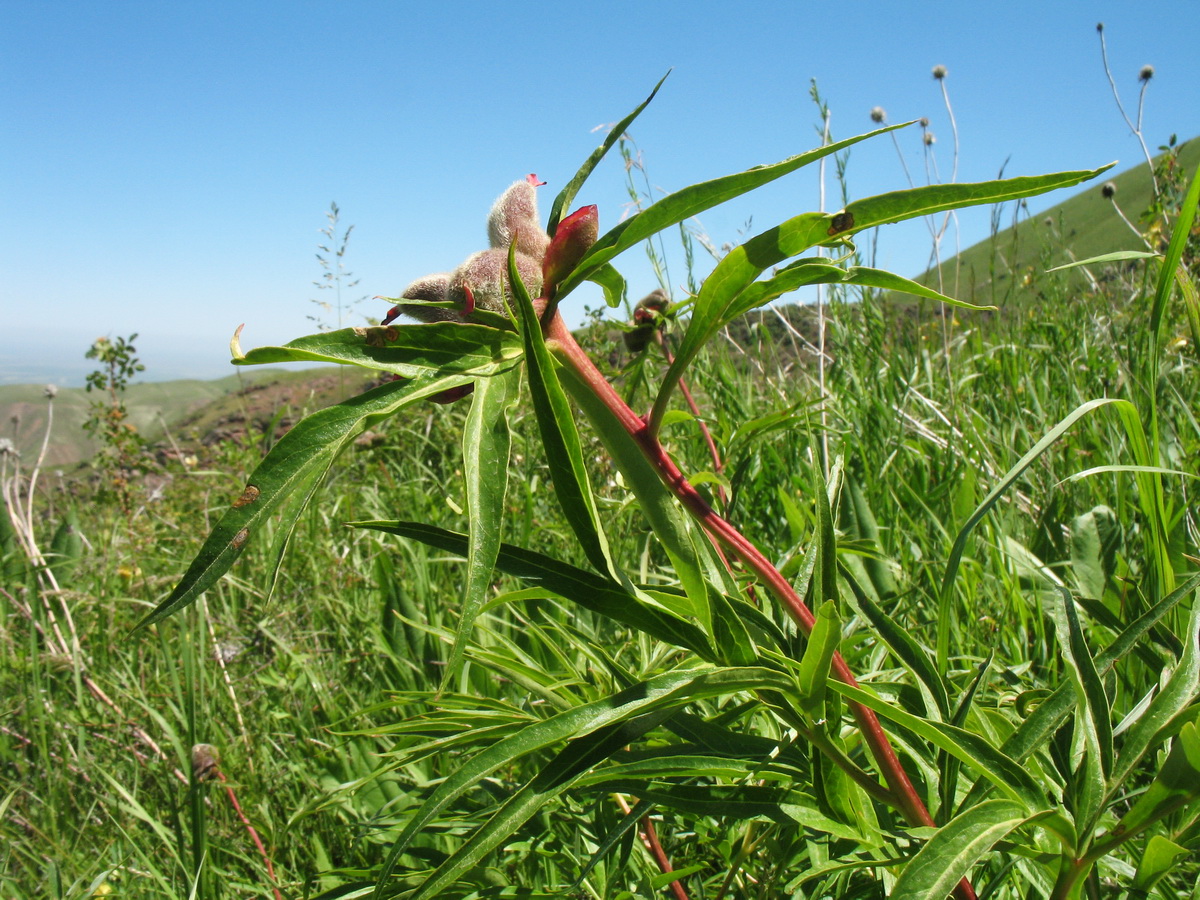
left=1101, top=181, right=1117, bottom=199
left=923, top=132, right=936, bottom=146
left=487, top=178, right=550, bottom=261
left=387, top=272, right=454, bottom=324
left=447, top=249, right=543, bottom=315
left=1139, top=65, right=1155, bottom=82
left=542, top=205, right=598, bottom=297
left=869, top=106, right=886, bottom=124
left=932, top=64, right=947, bottom=80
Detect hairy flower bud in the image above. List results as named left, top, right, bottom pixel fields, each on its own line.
left=385, top=272, right=454, bottom=324
left=448, top=249, right=543, bottom=316
left=542, top=205, right=598, bottom=298
left=487, top=176, right=550, bottom=261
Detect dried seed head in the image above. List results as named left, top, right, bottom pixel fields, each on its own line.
left=1139, top=65, right=1155, bottom=82
left=932, top=65, right=948, bottom=80
left=869, top=106, right=886, bottom=124
left=918, top=117, right=930, bottom=128
left=1101, top=181, right=1117, bottom=198
left=923, top=132, right=936, bottom=146
left=487, top=178, right=550, bottom=261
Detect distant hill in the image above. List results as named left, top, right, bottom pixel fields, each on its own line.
left=913, top=136, right=1198, bottom=310
left=0, top=367, right=377, bottom=469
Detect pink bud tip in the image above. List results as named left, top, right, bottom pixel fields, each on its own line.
left=381, top=306, right=403, bottom=325
left=526, top=173, right=546, bottom=187
left=460, top=282, right=476, bottom=317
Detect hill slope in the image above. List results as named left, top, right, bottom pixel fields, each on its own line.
left=916, top=136, right=1198, bottom=309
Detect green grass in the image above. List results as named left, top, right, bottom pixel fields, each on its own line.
left=2, top=122, right=1198, bottom=898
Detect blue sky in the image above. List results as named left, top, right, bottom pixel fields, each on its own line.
left=2, top=1, right=1195, bottom=385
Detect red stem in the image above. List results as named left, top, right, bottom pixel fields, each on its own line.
left=546, top=313, right=977, bottom=900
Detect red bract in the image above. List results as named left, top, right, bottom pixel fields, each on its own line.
left=542, top=205, right=598, bottom=298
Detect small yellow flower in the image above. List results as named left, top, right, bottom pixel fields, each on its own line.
left=117, top=564, right=142, bottom=581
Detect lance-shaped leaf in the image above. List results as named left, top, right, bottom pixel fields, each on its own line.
left=1110, top=721, right=1200, bottom=842
left=509, top=245, right=621, bottom=581
left=554, top=124, right=908, bottom=300
left=649, top=166, right=1110, bottom=434
left=829, top=680, right=1046, bottom=812
left=353, top=520, right=714, bottom=657
left=547, top=71, right=669, bottom=235
left=369, top=664, right=793, bottom=895
left=890, top=800, right=1033, bottom=900
left=231, top=321, right=522, bottom=377
left=442, top=366, right=520, bottom=686
left=135, top=372, right=486, bottom=630
left=1050, top=586, right=1110, bottom=834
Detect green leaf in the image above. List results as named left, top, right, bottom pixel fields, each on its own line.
left=555, top=124, right=907, bottom=300
left=587, top=262, right=627, bottom=309
left=556, top=358, right=746, bottom=648
left=442, top=366, right=520, bottom=686
left=796, top=600, right=840, bottom=722
left=1069, top=506, right=1121, bottom=600
left=406, top=708, right=677, bottom=900
left=1132, top=834, right=1191, bottom=892
left=232, top=321, right=522, bottom=378
left=843, top=166, right=1113, bottom=233
left=956, top=571, right=1200, bottom=811
left=937, top=398, right=1132, bottom=673
left=353, top=520, right=714, bottom=657
left=1109, top=594, right=1200, bottom=790
left=547, top=72, right=669, bottom=235
left=509, top=247, right=617, bottom=580
left=1112, top=721, right=1200, bottom=841
left=135, top=374, right=478, bottom=629
left=829, top=681, right=1046, bottom=812
left=890, top=800, right=1031, bottom=900
left=370, top=665, right=793, bottom=895
left=1050, top=586, right=1111, bottom=833
left=1046, top=250, right=1160, bottom=271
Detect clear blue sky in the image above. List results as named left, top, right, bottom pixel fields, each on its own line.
left=2, top=1, right=1195, bottom=385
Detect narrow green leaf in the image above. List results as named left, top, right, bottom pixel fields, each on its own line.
left=938, top=398, right=1131, bottom=673
left=232, top=321, right=522, bottom=377
left=556, top=124, right=907, bottom=300
left=1112, top=721, right=1200, bottom=841
left=1046, top=250, right=1160, bottom=271
left=442, top=366, right=520, bottom=686
left=370, top=665, right=792, bottom=894
left=840, top=566, right=949, bottom=720
left=1050, top=587, right=1111, bottom=832
left=843, top=166, right=1113, bottom=233
left=796, top=600, right=840, bottom=721
left=135, top=374, right=477, bottom=629
left=547, top=72, right=670, bottom=235
left=890, top=800, right=1031, bottom=900
left=587, top=261, right=627, bottom=309
left=957, top=572, right=1200, bottom=811
left=1109, top=594, right=1200, bottom=789
left=509, top=247, right=616, bottom=579
left=353, top=520, right=713, bottom=657
left=406, top=709, right=676, bottom=900
left=829, top=681, right=1046, bottom=812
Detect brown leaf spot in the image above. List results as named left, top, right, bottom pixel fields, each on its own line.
left=231, top=527, right=250, bottom=550
left=827, top=211, right=855, bottom=236
left=232, top=484, right=261, bottom=508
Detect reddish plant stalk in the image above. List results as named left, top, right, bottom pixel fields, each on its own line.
left=546, top=312, right=977, bottom=900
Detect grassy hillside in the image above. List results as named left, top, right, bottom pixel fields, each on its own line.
left=916, top=135, right=1198, bottom=309
left=0, top=366, right=378, bottom=469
